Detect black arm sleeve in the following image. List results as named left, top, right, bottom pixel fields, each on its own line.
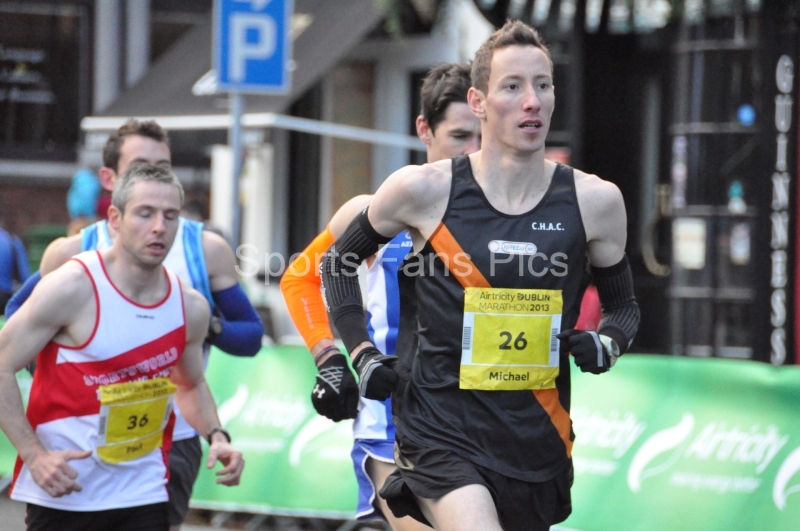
left=591, top=254, right=640, bottom=354
left=321, top=208, right=393, bottom=353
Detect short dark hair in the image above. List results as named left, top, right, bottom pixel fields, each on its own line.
left=103, top=119, right=170, bottom=173
left=112, top=163, right=184, bottom=214
left=420, top=63, right=472, bottom=134
left=471, top=20, right=551, bottom=94
left=182, top=199, right=207, bottom=220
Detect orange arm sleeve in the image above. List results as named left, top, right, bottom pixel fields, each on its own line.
left=280, top=227, right=336, bottom=350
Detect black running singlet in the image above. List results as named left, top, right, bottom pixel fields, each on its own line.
left=394, top=155, right=587, bottom=482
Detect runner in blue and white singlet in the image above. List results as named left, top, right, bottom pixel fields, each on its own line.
left=351, top=231, right=412, bottom=519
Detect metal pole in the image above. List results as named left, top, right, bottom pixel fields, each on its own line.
left=229, top=91, right=244, bottom=250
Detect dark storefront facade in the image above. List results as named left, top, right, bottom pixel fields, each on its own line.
left=0, top=0, right=213, bottom=240
left=472, top=0, right=800, bottom=364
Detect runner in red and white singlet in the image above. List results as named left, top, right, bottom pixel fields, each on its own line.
left=10, top=249, right=186, bottom=510
left=0, top=164, right=244, bottom=531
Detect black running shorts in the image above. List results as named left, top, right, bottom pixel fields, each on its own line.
left=26, top=502, right=168, bottom=531
left=379, top=435, right=573, bottom=531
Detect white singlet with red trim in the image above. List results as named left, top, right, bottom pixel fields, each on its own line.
left=81, top=217, right=209, bottom=442
left=9, top=250, right=187, bottom=511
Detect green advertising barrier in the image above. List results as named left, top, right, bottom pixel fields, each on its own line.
left=3, top=350, right=800, bottom=529
left=190, top=345, right=359, bottom=518
left=563, top=355, right=800, bottom=531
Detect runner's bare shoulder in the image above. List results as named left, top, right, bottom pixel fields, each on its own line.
left=28, top=259, right=95, bottom=320
left=181, top=283, right=211, bottom=342
left=573, top=168, right=625, bottom=222
left=374, top=160, right=451, bottom=217
left=573, top=168, right=627, bottom=263
left=329, top=194, right=373, bottom=239
left=39, top=233, right=84, bottom=275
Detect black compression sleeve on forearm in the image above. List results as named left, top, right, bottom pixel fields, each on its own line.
left=322, top=209, right=393, bottom=353
left=591, top=254, right=640, bottom=354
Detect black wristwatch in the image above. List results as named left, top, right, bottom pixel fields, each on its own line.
left=207, top=427, right=231, bottom=445
left=207, top=315, right=223, bottom=342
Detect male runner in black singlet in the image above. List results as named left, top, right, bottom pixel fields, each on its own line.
left=322, top=20, right=639, bottom=531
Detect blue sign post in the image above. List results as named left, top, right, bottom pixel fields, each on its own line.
left=214, top=0, right=293, bottom=93
left=213, top=0, right=293, bottom=248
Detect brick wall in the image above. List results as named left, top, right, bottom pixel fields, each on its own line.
left=0, top=181, right=209, bottom=245
left=0, top=183, right=70, bottom=237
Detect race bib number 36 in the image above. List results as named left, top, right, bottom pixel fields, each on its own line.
left=460, top=287, right=562, bottom=391
left=96, top=377, right=176, bottom=464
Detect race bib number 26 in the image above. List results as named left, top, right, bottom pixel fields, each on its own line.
left=460, top=287, right=562, bottom=390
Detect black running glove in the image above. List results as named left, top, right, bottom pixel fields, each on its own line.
left=311, top=352, right=359, bottom=421
left=353, top=346, right=399, bottom=400
left=558, top=329, right=620, bottom=374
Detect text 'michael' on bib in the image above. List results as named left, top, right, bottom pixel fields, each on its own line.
left=96, top=377, right=177, bottom=464
left=461, top=287, right=562, bottom=390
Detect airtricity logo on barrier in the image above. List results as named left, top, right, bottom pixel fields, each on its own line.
left=571, top=409, right=647, bottom=477
left=572, top=408, right=646, bottom=459
left=626, top=412, right=796, bottom=509
left=627, top=413, right=694, bottom=492
left=215, top=383, right=352, bottom=465
left=774, top=446, right=800, bottom=510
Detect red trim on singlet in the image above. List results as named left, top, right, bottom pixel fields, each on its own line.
left=164, top=277, right=182, bottom=481
left=161, top=407, right=177, bottom=482
left=24, top=326, right=187, bottom=429
left=56, top=258, right=101, bottom=351
left=177, top=277, right=187, bottom=335
left=96, top=251, right=172, bottom=309
left=10, top=452, right=23, bottom=498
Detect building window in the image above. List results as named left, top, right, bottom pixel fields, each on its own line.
left=0, top=2, right=90, bottom=159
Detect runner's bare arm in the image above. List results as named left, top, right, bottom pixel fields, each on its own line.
left=322, top=162, right=449, bottom=311
left=171, top=285, right=244, bottom=486
left=366, top=162, right=450, bottom=240
left=322, top=162, right=450, bottom=357
left=38, top=234, right=84, bottom=275
left=564, top=170, right=639, bottom=364
left=575, top=170, right=627, bottom=268
left=171, top=287, right=215, bottom=433
left=321, top=163, right=451, bottom=400
left=328, top=194, right=373, bottom=239
left=202, top=231, right=239, bottom=292
left=0, top=264, right=94, bottom=494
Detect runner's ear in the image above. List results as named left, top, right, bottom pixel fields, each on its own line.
left=416, top=115, right=433, bottom=146
left=108, top=204, right=122, bottom=230
left=467, top=87, right=486, bottom=119
left=98, top=166, right=117, bottom=192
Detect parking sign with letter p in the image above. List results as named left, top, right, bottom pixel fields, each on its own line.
left=215, top=0, right=292, bottom=93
